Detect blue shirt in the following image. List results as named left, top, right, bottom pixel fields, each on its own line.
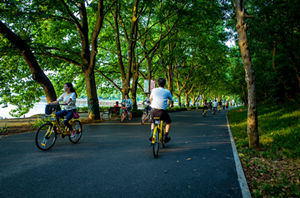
left=122, top=98, right=132, bottom=108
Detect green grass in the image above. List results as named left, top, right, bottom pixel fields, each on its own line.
left=228, top=103, right=300, bottom=197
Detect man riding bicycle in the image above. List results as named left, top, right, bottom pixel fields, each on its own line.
left=142, top=94, right=151, bottom=114
left=149, top=78, right=173, bottom=143
left=213, top=99, right=218, bottom=112
left=208, top=100, right=212, bottom=110
left=202, top=99, right=208, bottom=115
left=218, top=99, right=222, bottom=111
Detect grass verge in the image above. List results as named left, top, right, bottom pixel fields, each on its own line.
left=228, top=103, right=300, bottom=197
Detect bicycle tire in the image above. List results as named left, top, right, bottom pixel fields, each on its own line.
left=162, top=127, right=165, bottom=148
left=69, top=120, right=83, bottom=144
left=35, top=122, right=57, bottom=151
left=153, top=142, right=159, bottom=158
left=153, top=128, right=159, bottom=158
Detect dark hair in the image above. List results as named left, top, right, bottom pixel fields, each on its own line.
left=157, top=78, right=166, bottom=87
left=65, top=82, right=77, bottom=97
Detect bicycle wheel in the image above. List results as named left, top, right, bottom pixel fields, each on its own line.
left=35, top=122, right=57, bottom=151
left=202, top=110, right=207, bottom=117
left=153, top=129, right=159, bottom=158
left=69, top=120, right=82, bottom=144
left=161, top=127, right=165, bottom=148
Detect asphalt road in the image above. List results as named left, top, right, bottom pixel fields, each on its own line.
left=0, top=110, right=242, bottom=198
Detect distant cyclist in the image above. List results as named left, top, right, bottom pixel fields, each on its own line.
left=213, top=99, right=218, bottom=114
left=142, top=94, right=151, bottom=114
left=208, top=100, right=212, bottom=110
left=218, top=99, right=222, bottom=111
left=149, top=78, right=173, bottom=143
left=121, top=95, right=133, bottom=117
left=202, top=99, right=208, bottom=115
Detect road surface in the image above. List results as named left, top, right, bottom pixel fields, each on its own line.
left=0, top=110, right=242, bottom=198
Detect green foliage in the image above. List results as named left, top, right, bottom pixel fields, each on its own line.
left=226, top=0, right=300, bottom=103
left=1, top=0, right=299, bottom=117
left=228, top=103, right=300, bottom=158
left=0, top=123, right=8, bottom=134
left=31, top=117, right=50, bottom=129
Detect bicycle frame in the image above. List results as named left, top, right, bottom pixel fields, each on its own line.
left=152, top=119, right=164, bottom=144
left=44, top=113, right=78, bottom=138
left=121, top=107, right=128, bottom=119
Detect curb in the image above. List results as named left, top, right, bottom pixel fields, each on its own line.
left=226, top=114, right=252, bottom=198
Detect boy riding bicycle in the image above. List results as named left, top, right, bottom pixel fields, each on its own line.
left=149, top=78, right=173, bottom=143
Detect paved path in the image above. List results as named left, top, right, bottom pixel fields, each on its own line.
left=0, top=110, right=242, bottom=198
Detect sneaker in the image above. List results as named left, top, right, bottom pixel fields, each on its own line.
left=164, top=133, right=171, bottom=143
left=70, top=130, right=76, bottom=138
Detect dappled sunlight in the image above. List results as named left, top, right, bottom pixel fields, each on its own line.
left=279, top=110, right=300, bottom=120
left=259, top=134, right=274, bottom=145
left=230, top=121, right=247, bottom=128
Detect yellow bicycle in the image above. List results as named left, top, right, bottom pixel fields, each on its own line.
left=151, top=117, right=166, bottom=158
left=202, top=108, right=207, bottom=117
left=35, top=105, right=82, bottom=151
left=218, top=105, right=222, bottom=112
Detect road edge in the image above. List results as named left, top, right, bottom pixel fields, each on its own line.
left=226, top=113, right=252, bottom=198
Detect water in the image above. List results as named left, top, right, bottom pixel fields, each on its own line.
left=0, top=98, right=120, bottom=119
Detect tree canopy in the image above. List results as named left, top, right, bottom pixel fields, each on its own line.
left=1, top=0, right=299, bottom=118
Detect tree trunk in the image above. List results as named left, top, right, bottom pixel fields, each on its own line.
left=167, top=65, right=174, bottom=94
left=271, top=41, right=290, bottom=100
left=84, top=70, right=100, bottom=120
left=131, top=57, right=139, bottom=110
left=192, top=97, right=196, bottom=106
left=280, top=33, right=300, bottom=89
left=0, top=21, right=57, bottom=102
left=185, top=93, right=190, bottom=107
left=241, top=85, right=248, bottom=105
left=177, top=95, right=181, bottom=107
left=235, top=0, right=259, bottom=149
left=147, top=57, right=152, bottom=93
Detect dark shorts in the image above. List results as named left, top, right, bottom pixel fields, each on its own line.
left=150, top=109, right=172, bottom=124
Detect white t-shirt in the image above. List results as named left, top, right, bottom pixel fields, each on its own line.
left=58, top=92, right=77, bottom=110
left=150, top=87, right=173, bottom=110
left=213, top=101, right=218, bottom=108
